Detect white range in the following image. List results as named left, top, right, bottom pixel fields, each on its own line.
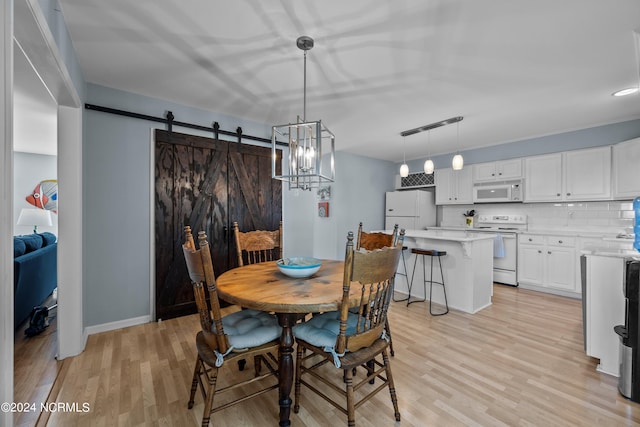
left=471, top=214, right=527, bottom=286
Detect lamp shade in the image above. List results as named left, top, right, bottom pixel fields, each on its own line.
left=452, top=154, right=464, bottom=170
left=399, top=163, right=409, bottom=178
left=17, top=208, right=52, bottom=233
left=424, top=159, right=434, bottom=174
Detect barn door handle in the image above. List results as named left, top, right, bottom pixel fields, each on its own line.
left=223, top=225, right=228, bottom=243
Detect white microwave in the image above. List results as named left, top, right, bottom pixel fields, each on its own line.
left=473, top=181, right=523, bottom=203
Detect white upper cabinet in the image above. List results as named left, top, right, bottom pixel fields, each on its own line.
left=612, top=137, right=640, bottom=199
left=524, top=146, right=611, bottom=202
left=472, top=158, right=523, bottom=183
left=524, top=153, right=563, bottom=202
left=435, top=167, right=473, bottom=205
left=564, top=146, right=611, bottom=201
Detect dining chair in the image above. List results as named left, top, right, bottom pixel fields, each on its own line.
left=233, top=220, right=283, bottom=267
left=292, top=230, right=405, bottom=426
left=182, top=226, right=281, bottom=427
left=355, top=222, right=400, bottom=357
left=356, top=222, right=398, bottom=251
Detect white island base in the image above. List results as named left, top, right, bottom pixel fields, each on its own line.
left=394, top=229, right=494, bottom=314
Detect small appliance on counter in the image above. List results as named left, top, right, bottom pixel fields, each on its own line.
left=615, top=259, right=640, bottom=402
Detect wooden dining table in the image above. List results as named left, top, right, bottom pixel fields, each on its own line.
left=216, top=259, right=360, bottom=427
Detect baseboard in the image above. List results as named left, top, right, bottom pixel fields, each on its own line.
left=84, top=315, right=151, bottom=337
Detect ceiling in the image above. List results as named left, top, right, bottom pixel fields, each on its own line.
left=56, top=0, right=640, bottom=163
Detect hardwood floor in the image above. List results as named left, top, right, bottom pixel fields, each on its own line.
left=13, top=304, right=61, bottom=427
left=16, top=285, right=640, bottom=426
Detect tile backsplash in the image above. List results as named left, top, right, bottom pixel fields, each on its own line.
left=440, top=201, right=635, bottom=234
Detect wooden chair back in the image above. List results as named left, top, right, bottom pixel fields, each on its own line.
left=233, top=221, right=283, bottom=266
left=356, top=222, right=399, bottom=251
left=182, top=226, right=230, bottom=354
left=335, top=230, right=405, bottom=355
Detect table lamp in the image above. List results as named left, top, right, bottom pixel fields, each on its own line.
left=17, top=208, right=53, bottom=233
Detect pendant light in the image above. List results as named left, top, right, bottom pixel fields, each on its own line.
left=423, top=130, right=434, bottom=174
left=452, top=121, right=464, bottom=170
left=271, top=36, right=335, bottom=191
left=400, top=137, right=409, bottom=177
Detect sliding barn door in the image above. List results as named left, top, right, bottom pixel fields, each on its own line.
left=154, top=129, right=282, bottom=320
left=228, top=143, right=283, bottom=268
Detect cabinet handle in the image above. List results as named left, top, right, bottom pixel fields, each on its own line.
left=498, top=172, right=502, bottom=175
left=538, top=250, right=542, bottom=253
left=528, top=238, right=533, bottom=242
left=558, top=240, right=563, bottom=244
left=548, top=251, right=552, bottom=254
left=556, top=193, right=561, bottom=196
left=492, top=173, right=495, bottom=176
left=567, top=193, right=571, bottom=196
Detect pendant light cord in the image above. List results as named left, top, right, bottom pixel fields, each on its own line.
left=303, top=49, right=307, bottom=122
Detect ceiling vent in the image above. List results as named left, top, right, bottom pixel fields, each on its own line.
left=395, top=172, right=435, bottom=190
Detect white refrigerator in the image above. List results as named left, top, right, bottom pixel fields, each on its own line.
left=385, top=190, right=436, bottom=231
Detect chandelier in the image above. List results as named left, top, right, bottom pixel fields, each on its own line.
left=272, top=36, right=335, bottom=191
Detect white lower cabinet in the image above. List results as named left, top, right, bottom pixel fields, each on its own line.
left=517, top=234, right=577, bottom=295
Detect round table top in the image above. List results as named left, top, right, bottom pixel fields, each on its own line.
left=216, top=260, right=356, bottom=314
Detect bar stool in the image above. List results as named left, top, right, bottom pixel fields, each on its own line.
left=408, top=248, right=449, bottom=316
left=392, top=246, right=410, bottom=302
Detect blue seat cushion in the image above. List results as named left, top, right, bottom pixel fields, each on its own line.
left=217, top=309, right=281, bottom=349
left=292, top=311, right=365, bottom=349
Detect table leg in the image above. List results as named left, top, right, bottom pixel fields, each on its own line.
left=276, top=313, right=297, bottom=427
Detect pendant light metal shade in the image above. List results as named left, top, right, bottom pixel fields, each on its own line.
left=272, top=36, right=335, bottom=191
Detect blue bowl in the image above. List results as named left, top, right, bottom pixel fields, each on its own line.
left=276, top=257, right=322, bottom=278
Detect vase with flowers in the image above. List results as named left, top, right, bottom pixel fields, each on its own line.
left=463, top=209, right=476, bottom=228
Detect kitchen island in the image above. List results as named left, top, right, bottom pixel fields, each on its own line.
left=394, top=229, right=495, bottom=314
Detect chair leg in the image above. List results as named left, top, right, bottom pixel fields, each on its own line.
left=392, top=248, right=409, bottom=302
left=429, top=255, right=449, bottom=316
left=366, top=360, right=375, bottom=384
left=201, top=364, right=219, bottom=427
left=188, top=356, right=201, bottom=409
left=407, top=253, right=426, bottom=306
left=293, top=344, right=304, bottom=414
left=344, top=366, right=356, bottom=427
left=385, top=318, right=395, bottom=357
left=382, top=349, right=401, bottom=422
left=254, top=355, right=262, bottom=376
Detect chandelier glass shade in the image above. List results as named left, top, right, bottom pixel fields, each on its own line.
left=424, top=159, right=434, bottom=174
left=272, top=36, right=335, bottom=191
left=452, top=154, right=464, bottom=170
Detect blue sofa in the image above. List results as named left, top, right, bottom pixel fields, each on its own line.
left=13, top=232, right=57, bottom=328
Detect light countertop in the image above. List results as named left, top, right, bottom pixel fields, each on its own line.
left=401, top=229, right=496, bottom=242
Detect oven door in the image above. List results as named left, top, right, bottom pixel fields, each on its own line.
left=493, top=233, right=517, bottom=285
